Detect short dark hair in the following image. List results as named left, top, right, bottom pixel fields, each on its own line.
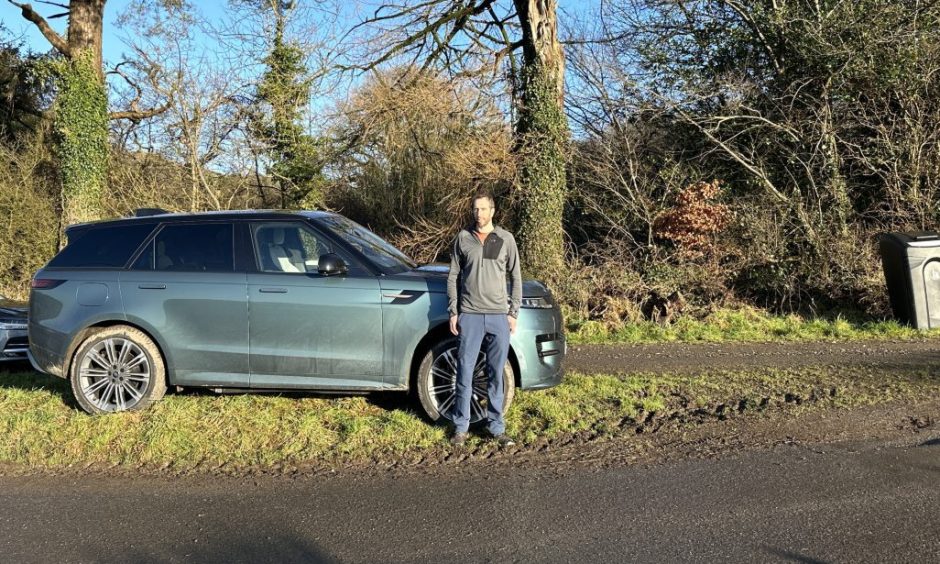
left=471, top=192, right=495, bottom=207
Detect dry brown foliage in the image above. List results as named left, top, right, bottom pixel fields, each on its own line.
left=653, top=180, right=731, bottom=261
left=0, top=135, right=59, bottom=299
left=106, top=150, right=263, bottom=216
left=327, top=69, right=516, bottom=264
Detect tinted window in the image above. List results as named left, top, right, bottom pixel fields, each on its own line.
left=49, top=224, right=155, bottom=268
left=142, top=223, right=234, bottom=272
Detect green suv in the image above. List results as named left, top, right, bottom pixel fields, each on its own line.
left=28, top=210, right=565, bottom=420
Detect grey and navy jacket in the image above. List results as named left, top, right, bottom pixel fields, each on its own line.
left=447, top=225, right=522, bottom=318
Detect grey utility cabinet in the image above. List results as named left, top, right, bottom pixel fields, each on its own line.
left=879, top=231, right=940, bottom=329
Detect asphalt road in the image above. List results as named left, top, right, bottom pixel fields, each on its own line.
left=2, top=430, right=938, bottom=563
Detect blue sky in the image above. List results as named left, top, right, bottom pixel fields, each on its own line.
left=2, top=1, right=597, bottom=63
left=1, top=0, right=602, bottom=141
left=1, top=0, right=229, bottom=64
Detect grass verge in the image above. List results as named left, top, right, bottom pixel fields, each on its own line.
left=1, top=362, right=938, bottom=473
left=566, top=307, right=940, bottom=344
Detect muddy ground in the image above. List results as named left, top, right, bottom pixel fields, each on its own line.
left=2, top=339, right=938, bottom=478
left=565, top=338, right=940, bottom=375
left=320, top=339, right=940, bottom=477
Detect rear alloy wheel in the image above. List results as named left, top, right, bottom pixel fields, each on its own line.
left=416, top=337, right=514, bottom=424
left=69, top=326, right=167, bottom=414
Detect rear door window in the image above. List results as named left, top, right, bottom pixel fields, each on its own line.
left=49, top=224, right=155, bottom=268
left=134, top=223, right=234, bottom=272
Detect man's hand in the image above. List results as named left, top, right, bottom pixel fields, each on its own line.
left=449, top=315, right=459, bottom=336
left=508, top=315, right=517, bottom=335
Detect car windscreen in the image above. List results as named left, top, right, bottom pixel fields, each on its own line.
left=316, top=215, right=416, bottom=274
left=48, top=224, right=156, bottom=268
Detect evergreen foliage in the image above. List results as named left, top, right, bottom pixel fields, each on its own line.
left=47, top=52, right=108, bottom=226
left=250, top=11, right=323, bottom=208
left=0, top=43, right=46, bottom=142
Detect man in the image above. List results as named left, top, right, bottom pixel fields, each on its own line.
left=446, top=192, right=522, bottom=447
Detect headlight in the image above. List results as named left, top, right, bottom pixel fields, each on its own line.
left=0, top=319, right=27, bottom=330
left=521, top=296, right=553, bottom=309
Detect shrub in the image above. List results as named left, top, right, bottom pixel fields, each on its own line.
left=0, top=135, right=59, bottom=299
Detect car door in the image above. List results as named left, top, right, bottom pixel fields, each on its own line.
left=120, top=221, right=250, bottom=386
left=246, top=221, right=386, bottom=390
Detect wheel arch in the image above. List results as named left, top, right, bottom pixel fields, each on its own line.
left=64, top=320, right=170, bottom=385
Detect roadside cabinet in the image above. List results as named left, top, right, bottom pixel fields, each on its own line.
left=879, top=231, right=940, bottom=329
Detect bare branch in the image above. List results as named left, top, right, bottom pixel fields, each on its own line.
left=34, top=0, right=68, bottom=9
left=5, top=0, right=71, bottom=56
left=721, top=0, right=783, bottom=76
left=109, top=100, right=174, bottom=122
left=345, top=0, right=496, bottom=72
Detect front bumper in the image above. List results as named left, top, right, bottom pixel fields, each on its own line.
left=0, top=327, right=28, bottom=362
left=513, top=306, right=566, bottom=390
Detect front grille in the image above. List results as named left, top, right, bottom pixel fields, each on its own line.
left=3, top=336, right=29, bottom=359
left=535, top=333, right=560, bottom=344
left=536, top=333, right=562, bottom=358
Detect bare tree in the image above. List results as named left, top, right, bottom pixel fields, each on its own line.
left=340, top=0, right=569, bottom=277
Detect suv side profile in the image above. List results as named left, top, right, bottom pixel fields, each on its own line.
left=29, top=210, right=565, bottom=421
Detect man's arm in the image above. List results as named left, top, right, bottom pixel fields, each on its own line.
left=507, top=234, right=522, bottom=318
left=447, top=236, right=461, bottom=334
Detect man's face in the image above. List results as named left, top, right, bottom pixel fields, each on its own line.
left=472, top=198, right=495, bottom=229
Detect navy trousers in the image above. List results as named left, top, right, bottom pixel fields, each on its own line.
left=451, top=313, right=510, bottom=435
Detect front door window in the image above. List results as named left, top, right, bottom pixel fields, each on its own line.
left=251, top=223, right=332, bottom=274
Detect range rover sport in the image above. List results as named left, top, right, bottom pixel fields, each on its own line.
left=28, top=210, right=565, bottom=421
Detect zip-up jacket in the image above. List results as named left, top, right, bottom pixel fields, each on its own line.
left=447, top=225, right=522, bottom=318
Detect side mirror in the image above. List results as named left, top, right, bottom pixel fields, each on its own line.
left=317, top=253, right=348, bottom=276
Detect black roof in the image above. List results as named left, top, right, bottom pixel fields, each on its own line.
left=65, top=209, right=334, bottom=233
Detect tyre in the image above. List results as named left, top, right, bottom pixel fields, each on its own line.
left=416, top=337, right=514, bottom=424
left=69, top=325, right=167, bottom=414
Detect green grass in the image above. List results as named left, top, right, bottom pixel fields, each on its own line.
left=566, top=307, right=940, bottom=344
left=1, top=362, right=937, bottom=473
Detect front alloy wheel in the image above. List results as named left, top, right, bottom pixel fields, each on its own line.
left=416, top=337, right=514, bottom=424
left=70, top=326, right=167, bottom=414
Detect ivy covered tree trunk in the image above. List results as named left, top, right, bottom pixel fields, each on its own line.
left=58, top=0, right=107, bottom=226
left=513, top=0, right=568, bottom=278
left=53, top=53, right=108, bottom=227
left=10, top=0, right=108, bottom=228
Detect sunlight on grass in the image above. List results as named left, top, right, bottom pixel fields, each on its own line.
left=0, top=362, right=937, bottom=472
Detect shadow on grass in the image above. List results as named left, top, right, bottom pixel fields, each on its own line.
left=0, top=358, right=422, bottom=416
left=173, top=386, right=420, bottom=416
left=0, top=361, right=76, bottom=404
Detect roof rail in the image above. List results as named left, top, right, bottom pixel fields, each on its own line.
left=133, top=208, right=169, bottom=217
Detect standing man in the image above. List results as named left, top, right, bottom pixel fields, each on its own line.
left=446, top=192, right=522, bottom=446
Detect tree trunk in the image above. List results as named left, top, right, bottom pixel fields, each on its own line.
left=67, top=0, right=106, bottom=83
left=12, top=0, right=109, bottom=228
left=512, top=0, right=568, bottom=278
left=514, top=0, right=565, bottom=109
left=53, top=53, right=108, bottom=228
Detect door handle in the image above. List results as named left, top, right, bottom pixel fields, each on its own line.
left=138, top=284, right=166, bottom=290
left=259, top=287, right=288, bottom=293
